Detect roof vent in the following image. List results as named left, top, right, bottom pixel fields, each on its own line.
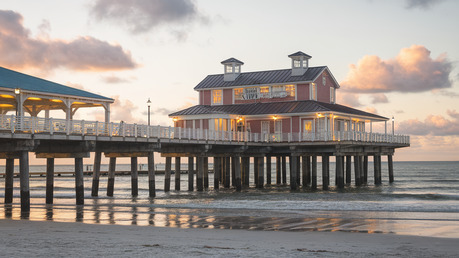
left=288, top=51, right=311, bottom=76
left=221, top=57, right=244, bottom=81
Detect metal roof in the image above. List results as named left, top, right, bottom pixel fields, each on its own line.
left=169, top=100, right=388, bottom=120
left=288, top=51, right=312, bottom=59
left=221, top=58, right=244, bottom=65
left=0, top=66, right=113, bottom=101
left=194, top=66, right=326, bottom=90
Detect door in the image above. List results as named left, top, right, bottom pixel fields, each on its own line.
left=261, top=121, right=270, bottom=141
left=274, top=120, right=282, bottom=141
left=303, top=120, right=312, bottom=140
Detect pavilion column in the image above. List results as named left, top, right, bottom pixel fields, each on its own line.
left=266, top=156, right=272, bottom=185
left=4, top=158, right=14, bottom=204
left=107, top=157, right=116, bottom=196
left=197, top=157, right=204, bottom=191
left=19, top=151, right=30, bottom=213
left=224, top=157, right=230, bottom=188
left=131, top=157, right=138, bottom=196
left=243, top=157, right=250, bottom=187
left=46, top=158, right=54, bottom=204
left=175, top=157, right=181, bottom=191
left=363, top=156, right=368, bottom=184
left=213, top=157, right=220, bottom=190
left=276, top=156, right=281, bottom=185
left=231, top=156, right=236, bottom=187
left=188, top=157, right=194, bottom=191
left=256, top=156, right=264, bottom=189
left=164, top=157, right=171, bottom=192
left=322, top=155, right=329, bottom=190
left=290, top=155, right=299, bottom=190
left=148, top=152, right=155, bottom=197
left=388, top=154, right=394, bottom=183
left=203, top=157, right=209, bottom=189
left=311, top=156, right=317, bottom=190
left=281, top=156, right=287, bottom=184
left=234, top=156, right=242, bottom=191
left=104, top=105, right=110, bottom=124
left=75, top=157, right=84, bottom=205
left=253, top=157, right=259, bottom=187
left=354, top=155, right=361, bottom=186
left=302, top=156, right=311, bottom=187
left=345, top=155, right=352, bottom=185
left=336, top=156, right=344, bottom=189
left=91, top=151, right=102, bottom=196
left=296, top=155, right=301, bottom=186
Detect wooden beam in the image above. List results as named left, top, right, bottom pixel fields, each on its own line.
left=104, top=152, right=150, bottom=158
left=36, top=152, right=90, bottom=158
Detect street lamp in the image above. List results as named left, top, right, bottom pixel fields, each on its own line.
left=147, top=98, right=151, bottom=126
left=392, top=116, right=395, bottom=135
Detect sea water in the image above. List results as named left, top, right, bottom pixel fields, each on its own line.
left=1, top=161, right=458, bottom=238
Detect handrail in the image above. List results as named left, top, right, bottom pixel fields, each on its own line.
left=0, top=115, right=410, bottom=145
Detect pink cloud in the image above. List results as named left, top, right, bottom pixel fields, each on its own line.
left=336, top=92, right=362, bottom=107
left=341, top=45, right=452, bottom=93
left=397, top=110, right=459, bottom=136
left=0, top=10, right=137, bottom=71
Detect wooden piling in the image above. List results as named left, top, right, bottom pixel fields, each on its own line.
left=296, top=155, right=301, bottom=186
left=345, top=155, right=351, bottom=185
left=75, top=157, right=84, bottom=205
left=374, top=155, right=382, bottom=185
left=107, top=157, right=116, bottom=196
left=311, top=156, right=317, bottom=190
left=336, top=156, right=344, bottom=189
left=243, top=157, right=250, bottom=187
left=148, top=152, right=155, bottom=197
left=363, top=156, right=368, bottom=184
left=281, top=156, right=287, bottom=184
left=224, top=157, right=230, bottom=188
left=257, top=156, right=264, bottom=189
left=19, top=151, right=30, bottom=213
left=5, top=158, right=14, bottom=204
left=165, top=157, right=171, bottom=192
left=46, top=158, right=54, bottom=204
left=266, top=156, right=272, bottom=185
left=203, top=157, right=209, bottom=189
left=175, top=157, right=181, bottom=191
left=131, top=157, right=138, bottom=196
left=91, top=151, right=101, bottom=197
left=213, top=157, right=220, bottom=190
left=322, top=155, right=329, bottom=190
left=188, top=157, right=194, bottom=191
left=197, top=157, right=204, bottom=191
left=231, top=156, right=236, bottom=187
left=290, top=156, right=298, bottom=190
left=253, top=157, right=259, bottom=186
left=276, top=156, right=281, bottom=185
left=388, top=155, right=394, bottom=183
left=234, top=156, right=242, bottom=191
left=354, top=155, right=361, bottom=186
left=302, top=156, right=311, bottom=187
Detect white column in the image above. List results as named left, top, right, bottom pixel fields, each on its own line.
left=104, top=105, right=110, bottom=124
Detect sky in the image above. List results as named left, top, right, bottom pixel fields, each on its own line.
left=0, top=0, right=458, bottom=161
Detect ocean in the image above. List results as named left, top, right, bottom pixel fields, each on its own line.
left=1, top=161, right=458, bottom=238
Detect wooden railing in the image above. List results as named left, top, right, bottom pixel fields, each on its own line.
left=0, top=115, right=410, bottom=145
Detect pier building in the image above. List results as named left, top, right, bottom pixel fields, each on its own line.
left=0, top=53, right=410, bottom=214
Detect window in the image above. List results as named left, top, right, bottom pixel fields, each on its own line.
left=260, top=87, right=270, bottom=98
left=212, top=90, right=222, bottom=105
left=243, top=87, right=258, bottom=100
left=293, top=60, right=301, bottom=68
left=310, top=83, right=317, bottom=100
left=272, top=85, right=286, bottom=98
left=303, top=120, right=312, bottom=132
left=225, top=65, right=232, bottom=73
left=302, top=59, right=308, bottom=68
left=234, top=88, right=243, bottom=100
left=322, top=76, right=326, bottom=86
left=330, top=87, right=335, bottom=103
left=234, top=65, right=240, bottom=73
left=285, top=85, right=295, bottom=97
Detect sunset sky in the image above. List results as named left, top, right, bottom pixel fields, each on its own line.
left=1, top=0, right=458, bottom=161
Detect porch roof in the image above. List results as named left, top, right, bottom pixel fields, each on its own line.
left=169, top=100, right=388, bottom=120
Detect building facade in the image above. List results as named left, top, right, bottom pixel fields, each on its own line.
left=169, top=52, right=387, bottom=141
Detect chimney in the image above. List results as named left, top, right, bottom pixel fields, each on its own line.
left=288, top=51, right=312, bottom=76
left=221, top=57, right=244, bottom=81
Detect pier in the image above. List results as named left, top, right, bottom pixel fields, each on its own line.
left=0, top=114, right=409, bottom=213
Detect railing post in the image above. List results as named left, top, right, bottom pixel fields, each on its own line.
left=205, top=129, right=208, bottom=140
left=178, top=127, right=182, bottom=139
left=49, top=118, right=54, bottom=135
left=110, top=122, right=114, bottom=136
left=168, top=126, right=171, bottom=139
left=10, top=115, right=15, bottom=133
left=81, top=120, right=85, bottom=136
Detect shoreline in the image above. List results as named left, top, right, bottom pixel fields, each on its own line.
left=1, top=219, right=457, bottom=257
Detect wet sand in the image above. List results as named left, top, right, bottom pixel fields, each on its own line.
left=1, top=219, right=457, bottom=257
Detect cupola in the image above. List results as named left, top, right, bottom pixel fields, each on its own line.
left=221, top=57, right=244, bottom=81
left=288, top=51, right=312, bottom=76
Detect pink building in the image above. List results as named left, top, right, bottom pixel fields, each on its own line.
left=170, top=52, right=386, bottom=140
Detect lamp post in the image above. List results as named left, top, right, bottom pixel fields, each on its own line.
left=147, top=98, right=151, bottom=126
left=392, top=116, right=395, bottom=135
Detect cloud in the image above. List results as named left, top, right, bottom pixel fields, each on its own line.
left=341, top=45, right=452, bottom=94
left=90, top=0, right=208, bottom=36
left=0, top=10, right=136, bottom=71
left=397, top=110, right=459, bottom=136
left=337, top=92, right=362, bottom=107
left=102, top=75, right=131, bottom=84
left=364, top=107, right=378, bottom=114
left=405, top=0, right=444, bottom=9
left=371, top=93, right=388, bottom=104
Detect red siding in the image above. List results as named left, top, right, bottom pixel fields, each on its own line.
left=195, top=119, right=201, bottom=129
left=297, top=84, right=309, bottom=101
left=314, top=70, right=337, bottom=103
left=291, top=116, right=299, bottom=133
left=203, top=119, right=209, bottom=130
left=247, top=120, right=261, bottom=133
left=202, top=90, right=211, bottom=105
left=185, top=120, right=193, bottom=128
left=223, top=89, right=232, bottom=105
left=199, top=91, right=203, bottom=105
left=282, top=118, right=290, bottom=133
left=175, top=120, right=185, bottom=128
